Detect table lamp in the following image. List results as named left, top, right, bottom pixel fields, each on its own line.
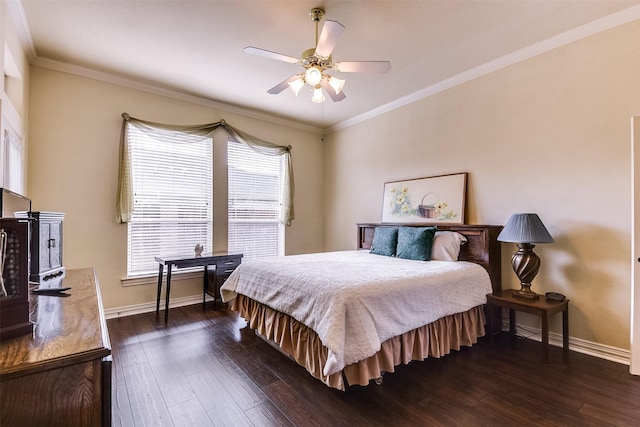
left=497, top=213, right=554, bottom=299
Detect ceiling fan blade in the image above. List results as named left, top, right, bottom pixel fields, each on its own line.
left=267, top=75, right=299, bottom=94
left=244, top=46, right=299, bottom=64
left=321, top=80, right=346, bottom=102
left=314, top=20, right=345, bottom=58
left=334, top=61, right=392, bottom=73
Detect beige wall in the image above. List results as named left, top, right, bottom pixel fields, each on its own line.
left=324, top=20, right=640, bottom=350
left=27, top=67, right=324, bottom=309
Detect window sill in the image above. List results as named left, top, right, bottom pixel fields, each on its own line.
left=121, top=269, right=203, bottom=287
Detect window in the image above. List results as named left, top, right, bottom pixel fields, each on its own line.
left=1, top=121, right=24, bottom=194
left=228, top=140, right=284, bottom=258
left=126, top=123, right=213, bottom=276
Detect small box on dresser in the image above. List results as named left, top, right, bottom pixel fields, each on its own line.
left=15, top=211, right=65, bottom=282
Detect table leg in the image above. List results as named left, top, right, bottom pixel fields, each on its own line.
left=563, top=305, right=570, bottom=361
left=509, top=309, right=516, bottom=337
left=165, top=266, right=172, bottom=323
left=488, top=305, right=494, bottom=343
left=156, top=264, right=164, bottom=316
left=542, top=312, right=549, bottom=362
left=203, top=266, right=208, bottom=310
left=212, top=265, right=217, bottom=310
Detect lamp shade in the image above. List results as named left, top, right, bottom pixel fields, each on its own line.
left=287, top=76, right=305, bottom=96
left=311, top=86, right=325, bottom=103
left=328, top=75, right=345, bottom=94
left=497, top=213, right=554, bottom=244
left=305, top=66, right=323, bottom=86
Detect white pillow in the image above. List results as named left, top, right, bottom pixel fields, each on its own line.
left=431, top=231, right=467, bottom=261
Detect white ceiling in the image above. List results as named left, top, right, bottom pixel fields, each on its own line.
left=16, top=0, right=640, bottom=129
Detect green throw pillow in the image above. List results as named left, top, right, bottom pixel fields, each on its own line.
left=370, top=226, right=399, bottom=256
left=396, top=226, right=437, bottom=261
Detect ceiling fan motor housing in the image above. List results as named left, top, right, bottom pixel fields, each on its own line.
left=309, top=8, right=325, bottom=22
left=301, top=48, right=332, bottom=69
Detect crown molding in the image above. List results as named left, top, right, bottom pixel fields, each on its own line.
left=6, top=0, right=37, bottom=62
left=32, top=57, right=322, bottom=134
left=9, top=1, right=640, bottom=134
left=329, top=4, right=640, bottom=132
left=9, top=1, right=320, bottom=133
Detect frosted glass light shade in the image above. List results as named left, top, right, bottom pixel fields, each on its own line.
left=288, top=77, right=305, bottom=96
left=305, top=67, right=323, bottom=86
left=328, top=76, right=345, bottom=94
left=311, top=87, right=325, bottom=103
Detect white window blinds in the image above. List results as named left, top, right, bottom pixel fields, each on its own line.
left=228, top=140, right=284, bottom=259
left=2, top=126, right=24, bottom=194
left=127, top=123, right=213, bottom=276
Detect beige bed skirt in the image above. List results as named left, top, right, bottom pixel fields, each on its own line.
left=230, top=294, right=486, bottom=391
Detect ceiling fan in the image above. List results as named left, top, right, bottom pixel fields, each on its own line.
left=244, top=8, right=391, bottom=103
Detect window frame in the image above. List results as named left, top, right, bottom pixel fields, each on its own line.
left=227, top=138, right=285, bottom=259
left=125, top=122, right=214, bottom=278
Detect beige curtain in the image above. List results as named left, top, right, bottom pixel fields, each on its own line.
left=116, top=113, right=294, bottom=225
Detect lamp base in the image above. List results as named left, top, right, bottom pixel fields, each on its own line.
left=512, top=285, right=540, bottom=300
left=510, top=243, right=541, bottom=300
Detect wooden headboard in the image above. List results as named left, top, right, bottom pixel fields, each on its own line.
left=357, top=223, right=503, bottom=293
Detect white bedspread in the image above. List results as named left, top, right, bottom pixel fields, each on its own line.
left=221, top=250, right=492, bottom=376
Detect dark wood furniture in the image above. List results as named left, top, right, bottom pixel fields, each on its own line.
left=487, top=289, right=569, bottom=362
left=0, top=268, right=112, bottom=426
left=0, top=218, right=33, bottom=340
left=155, top=252, right=243, bottom=322
left=15, top=211, right=65, bottom=282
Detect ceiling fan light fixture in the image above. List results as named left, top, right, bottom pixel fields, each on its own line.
left=311, top=86, right=325, bottom=103
left=305, top=66, right=323, bottom=86
left=327, top=75, right=345, bottom=94
left=246, top=8, right=391, bottom=103
left=288, top=76, right=305, bottom=96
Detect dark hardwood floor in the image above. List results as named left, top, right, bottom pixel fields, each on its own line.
left=108, top=304, right=640, bottom=427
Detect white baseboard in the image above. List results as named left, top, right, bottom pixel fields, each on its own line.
left=104, top=294, right=213, bottom=319
left=105, top=301, right=631, bottom=366
left=509, top=324, right=630, bottom=366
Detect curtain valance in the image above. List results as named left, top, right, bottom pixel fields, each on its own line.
left=116, top=113, right=294, bottom=225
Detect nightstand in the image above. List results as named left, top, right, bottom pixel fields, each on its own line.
left=487, top=290, right=569, bottom=362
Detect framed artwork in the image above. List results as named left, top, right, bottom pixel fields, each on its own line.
left=381, top=172, right=467, bottom=224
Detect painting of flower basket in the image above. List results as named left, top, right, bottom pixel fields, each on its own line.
left=381, top=173, right=467, bottom=224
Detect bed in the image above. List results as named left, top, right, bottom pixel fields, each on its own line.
left=221, top=223, right=502, bottom=390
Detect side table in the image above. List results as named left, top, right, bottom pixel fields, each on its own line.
left=155, top=252, right=242, bottom=322
left=487, top=289, right=569, bottom=362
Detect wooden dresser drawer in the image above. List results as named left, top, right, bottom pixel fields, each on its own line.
left=206, top=255, right=243, bottom=306
left=215, top=256, right=242, bottom=276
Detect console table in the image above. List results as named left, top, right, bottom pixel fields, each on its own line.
left=0, top=268, right=112, bottom=426
left=155, top=252, right=242, bottom=322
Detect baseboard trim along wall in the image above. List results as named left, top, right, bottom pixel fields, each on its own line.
left=507, top=323, right=630, bottom=366
left=104, top=294, right=212, bottom=319
left=105, top=299, right=631, bottom=367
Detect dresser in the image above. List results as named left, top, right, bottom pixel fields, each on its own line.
left=0, top=268, right=112, bottom=426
